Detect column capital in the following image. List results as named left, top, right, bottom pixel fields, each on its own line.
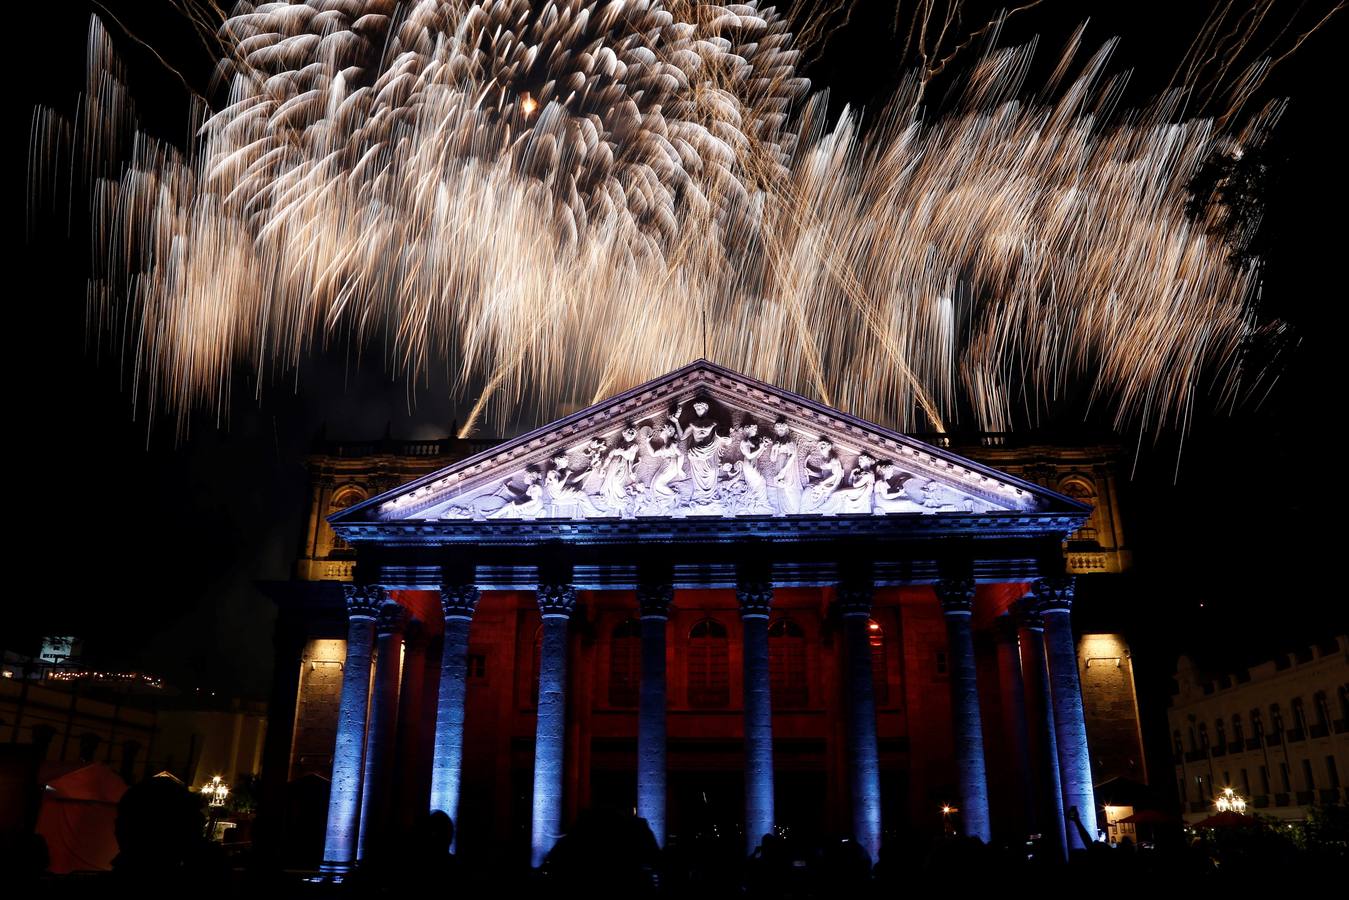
left=439, top=584, right=481, bottom=621
left=343, top=584, right=389, bottom=619
left=736, top=582, right=773, bottom=619
left=934, top=577, right=976, bottom=614
left=1013, top=596, right=1045, bottom=630
left=375, top=601, right=407, bottom=636
left=637, top=583, right=673, bottom=620
left=537, top=583, right=577, bottom=619
left=835, top=582, right=874, bottom=618
left=1032, top=576, right=1075, bottom=613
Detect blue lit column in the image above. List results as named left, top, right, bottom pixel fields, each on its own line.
left=429, top=583, right=479, bottom=849
left=1034, top=577, right=1097, bottom=851
left=321, top=585, right=382, bottom=874
left=737, top=580, right=775, bottom=856
left=994, top=613, right=1034, bottom=839
left=636, top=582, right=672, bottom=847
left=357, top=600, right=406, bottom=861
left=531, top=583, right=577, bottom=868
left=1018, top=604, right=1067, bottom=862
left=935, top=578, right=991, bottom=843
left=837, top=584, right=882, bottom=865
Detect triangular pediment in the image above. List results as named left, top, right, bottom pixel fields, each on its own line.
left=331, top=361, right=1087, bottom=527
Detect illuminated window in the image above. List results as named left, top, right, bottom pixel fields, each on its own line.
left=688, top=619, right=729, bottom=708
left=609, top=619, right=641, bottom=707
left=868, top=619, right=889, bottom=706
left=769, top=619, right=808, bottom=708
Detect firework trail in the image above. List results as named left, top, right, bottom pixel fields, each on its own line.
left=32, top=1, right=1326, bottom=436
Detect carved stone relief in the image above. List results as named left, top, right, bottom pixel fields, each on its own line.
left=418, top=394, right=1011, bottom=523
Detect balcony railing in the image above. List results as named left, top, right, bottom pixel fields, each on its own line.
left=1319, top=789, right=1341, bottom=804
left=1245, top=738, right=1262, bottom=751
left=1309, top=723, right=1329, bottom=739
left=1274, top=793, right=1290, bottom=807
left=1287, top=728, right=1306, bottom=743
left=1227, top=741, right=1244, bottom=754
left=1296, top=790, right=1314, bottom=805
left=1253, top=795, right=1270, bottom=808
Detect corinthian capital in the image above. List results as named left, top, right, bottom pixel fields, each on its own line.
left=440, top=584, right=481, bottom=621
left=934, top=577, right=976, bottom=614
left=736, top=581, right=774, bottom=619
left=1032, top=576, right=1075, bottom=613
left=637, top=583, right=674, bottom=619
left=343, top=584, right=389, bottom=619
left=537, top=583, right=577, bottom=618
left=835, top=582, right=874, bottom=618
left=375, top=601, right=407, bottom=636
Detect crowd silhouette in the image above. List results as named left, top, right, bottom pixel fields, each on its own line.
left=13, top=780, right=1348, bottom=896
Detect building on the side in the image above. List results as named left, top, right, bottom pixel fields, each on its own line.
left=259, top=360, right=1146, bottom=871
left=1168, top=635, right=1349, bottom=823
left=0, top=656, right=267, bottom=793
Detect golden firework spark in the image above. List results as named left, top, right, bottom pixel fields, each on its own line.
left=32, top=2, right=1334, bottom=438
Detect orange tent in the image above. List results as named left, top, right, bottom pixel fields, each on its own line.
left=35, top=764, right=127, bottom=873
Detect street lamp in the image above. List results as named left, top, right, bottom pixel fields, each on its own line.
left=1214, top=787, right=1247, bottom=814
left=201, top=775, right=230, bottom=808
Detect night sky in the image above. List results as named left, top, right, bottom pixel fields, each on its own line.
left=11, top=1, right=1345, bottom=709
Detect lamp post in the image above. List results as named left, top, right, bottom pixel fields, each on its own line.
left=1214, top=787, right=1247, bottom=814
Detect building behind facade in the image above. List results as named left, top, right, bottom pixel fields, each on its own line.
left=1168, top=635, right=1349, bottom=823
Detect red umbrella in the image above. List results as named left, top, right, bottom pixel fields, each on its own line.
left=35, top=763, right=127, bottom=873
left=1193, top=810, right=1255, bottom=829
left=1118, top=809, right=1180, bottom=825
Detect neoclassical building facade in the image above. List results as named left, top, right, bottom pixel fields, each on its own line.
left=263, top=361, right=1113, bottom=871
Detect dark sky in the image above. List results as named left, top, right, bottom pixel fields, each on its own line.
left=11, top=2, right=1345, bottom=701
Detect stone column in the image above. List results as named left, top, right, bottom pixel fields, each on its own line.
left=393, top=618, right=429, bottom=835
left=994, top=613, right=1035, bottom=839
left=357, top=600, right=406, bottom=861
left=737, top=580, right=775, bottom=856
left=1034, top=577, right=1098, bottom=851
left=531, top=583, right=577, bottom=868
left=935, top=578, right=991, bottom=843
left=320, top=585, right=383, bottom=874
left=1018, top=605, right=1067, bottom=862
left=636, top=582, right=672, bottom=847
left=429, top=583, right=480, bottom=850
left=837, top=584, right=883, bottom=865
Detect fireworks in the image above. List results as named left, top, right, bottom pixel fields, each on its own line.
left=33, top=2, right=1325, bottom=437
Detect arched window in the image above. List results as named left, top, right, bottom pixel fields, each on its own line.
left=609, top=619, right=641, bottom=707
left=1269, top=703, right=1284, bottom=737
left=868, top=619, right=889, bottom=706
left=327, top=485, right=367, bottom=551
left=1250, top=708, right=1264, bottom=738
left=1197, top=722, right=1209, bottom=752
left=769, top=619, right=808, bottom=708
left=1215, top=718, right=1226, bottom=748
left=1231, top=713, right=1244, bottom=746
left=1291, top=697, right=1307, bottom=735
left=688, top=619, right=729, bottom=708
left=1057, top=476, right=1100, bottom=542
left=1172, top=730, right=1184, bottom=758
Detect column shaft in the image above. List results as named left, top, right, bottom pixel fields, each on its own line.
left=357, top=602, right=405, bottom=861
left=637, top=584, right=672, bottom=847
left=429, top=584, right=480, bottom=851
left=1035, top=578, right=1097, bottom=850
left=937, top=579, right=991, bottom=843
left=392, top=621, right=429, bottom=835
left=321, top=586, right=382, bottom=874
left=1019, top=611, right=1067, bottom=862
left=995, top=614, right=1035, bottom=838
left=838, top=587, right=882, bottom=864
left=531, top=584, right=576, bottom=867
left=738, top=582, right=775, bottom=856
